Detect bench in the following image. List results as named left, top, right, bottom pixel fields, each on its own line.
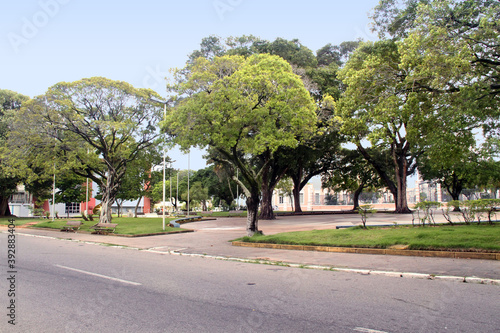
left=90, top=223, right=118, bottom=234
left=61, top=220, right=83, bottom=232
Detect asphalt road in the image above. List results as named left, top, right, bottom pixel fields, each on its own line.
left=1, top=233, right=498, bottom=333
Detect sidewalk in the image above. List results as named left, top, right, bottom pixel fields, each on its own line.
left=7, top=213, right=500, bottom=282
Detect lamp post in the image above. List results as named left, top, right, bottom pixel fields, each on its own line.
left=187, top=150, right=190, bottom=216
left=150, top=97, right=170, bottom=231
left=52, top=164, right=55, bottom=221
left=176, top=170, right=179, bottom=213
left=169, top=160, right=175, bottom=214
left=86, top=148, right=89, bottom=216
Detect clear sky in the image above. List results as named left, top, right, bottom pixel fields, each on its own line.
left=1, top=0, right=380, bottom=171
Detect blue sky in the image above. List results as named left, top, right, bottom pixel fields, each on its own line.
left=1, top=0, right=379, bottom=171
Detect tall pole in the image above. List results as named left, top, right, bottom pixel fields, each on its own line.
left=169, top=161, right=172, bottom=214
left=162, top=102, right=166, bottom=231
left=187, top=150, right=190, bottom=216
left=52, top=165, right=56, bottom=221
left=86, top=149, right=89, bottom=216
left=236, top=168, right=239, bottom=210
left=86, top=178, right=89, bottom=216
left=150, top=97, right=170, bottom=230
left=176, top=171, right=179, bottom=213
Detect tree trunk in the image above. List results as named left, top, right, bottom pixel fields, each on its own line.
left=394, top=151, right=411, bottom=214
left=292, top=182, right=302, bottom=213
left=259, top=180, right=275, bottom=220
left=116, top=201, right=122, bottom=218
left=444, top=173, right=463, bottom=211
left=0, top=197, right=13, bottom=217
left=246, top=191, right=261, bottom=236
left=291, top=168, right=303, bottom=213
left=352, top=183, right=364, bottom=211
left=134, top=197, right=142, bottom=218
left=99, top=180, right=117, bottom=223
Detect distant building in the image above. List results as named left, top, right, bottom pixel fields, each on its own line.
left=8, top=184, right=96, bottom=218
left=271, top=180, right=398, bottom=212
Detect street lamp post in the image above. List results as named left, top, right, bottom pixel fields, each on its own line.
left=169, top=160, right=175, bottom=214
left=176, top=171, right=179, bottom=213
left=187, top=150, right=190, bottom=216
left=52, top=165, right=56, bottom=221
left=150, top=97, right=170, bottom=231
left=236, top=168, right=239, bottom=210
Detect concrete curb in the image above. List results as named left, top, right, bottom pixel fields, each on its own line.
left=148, top=250, right=500, bottom=286
left=231, top=241, right=500, bottom=261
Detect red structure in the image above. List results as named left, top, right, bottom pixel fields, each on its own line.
left=42, top=200, right=50, bottom=212
left=80, top=197, right=96, bottom=216
left=143, top=197, right=151, bottom=214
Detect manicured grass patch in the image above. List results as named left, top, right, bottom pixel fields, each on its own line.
left=209, top=211, right=248, bottom=217
left=0, top=217, right=47, bottom=226
left=236, top=224, right=500, bottom=252
left=32, top=217, right=183, bottom=235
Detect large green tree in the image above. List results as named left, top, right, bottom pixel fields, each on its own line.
left=0, top=90, right=29, bottom=216
left=165, top=54, right=317, bottom=236
left=115, top=148, right=162, bottom=217
left=371, top=0, right=430, bottom=39
left=399, top=0, right=500, bottom=133
left=7, top=77, right=164, bottom=223
left=322, top=148, right=387, bottom=210
left=185, top=36, right=346, bottom=218
left=191, top=164, right=241, bottom=209
left=337, top=40, right=434, bottom=213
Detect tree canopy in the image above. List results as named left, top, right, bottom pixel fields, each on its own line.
left=165, top=54, right=317, bottom=235
left=0, top=89, right=29, bottom=216
left=6, top=77, right=164, bottom=223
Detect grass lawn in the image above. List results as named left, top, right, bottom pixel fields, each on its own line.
left=0, top=217, right=46, bottom=226
left=31, top=217, right=184, bottom=235
left=208, top=211, right=247, bottom=217
left=237, top=223, right=500, bottom=252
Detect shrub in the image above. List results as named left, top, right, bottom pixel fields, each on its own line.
left=413, top=201, right=441, bottom=226
left=357, top=205, right=376, bottom=229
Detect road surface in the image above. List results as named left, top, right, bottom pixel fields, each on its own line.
left=1, top=232, right=498, bottom=332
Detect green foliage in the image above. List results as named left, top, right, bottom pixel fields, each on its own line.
left=54, top=171, right=87, bottom=204
left=357, top=204, right=376, bottom=228
left=371, top=0, right=430, bottom=39
left=167, top=54, right=316, bottom=155
left=337, top=40, right=430, bottom=213
left=6, top=77, right=165, bottom=223
left=322, top=148, right=386, bottom=209
left=276, top=177, right=293, bottom=205
left=190, top=165, right=238, bottom=209
left=0, top=89, right=30, bottom=216
left=399, top=0, right=500, bottom=133
left=449, top=199, right=500, bottom=225
left=413, top=201, right=441, bottom=226
left=166, top=54, right=316, bottom=235
left=116, top=147, right=163, bottom=216
left=186, top=181, right=209, bottom=211
left=253, top=38, right=318, bottom=68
